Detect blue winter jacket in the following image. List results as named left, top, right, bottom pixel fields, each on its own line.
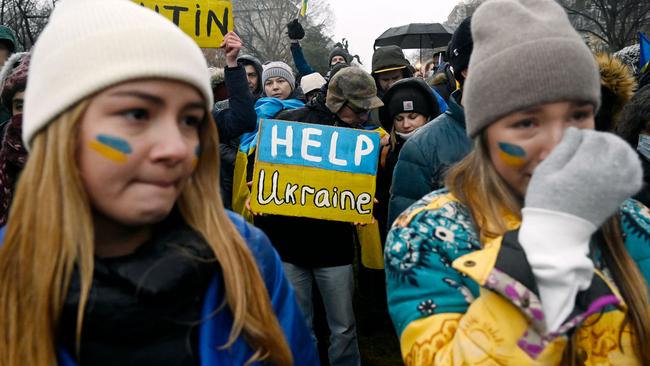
left=387, top=90, right=472, bottom=227
left=0, top=212, right=320, bottom=365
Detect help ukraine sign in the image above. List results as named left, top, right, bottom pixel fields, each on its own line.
left=136, top=0, right=232, bottom=48
left=251, top=119, right=380, bottom=223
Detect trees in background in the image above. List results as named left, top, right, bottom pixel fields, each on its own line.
left=0, top=0, right=52, bottom=50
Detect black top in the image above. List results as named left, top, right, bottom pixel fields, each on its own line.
left=59, top=216, right=215, bottom=366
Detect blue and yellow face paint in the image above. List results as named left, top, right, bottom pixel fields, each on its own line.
left=89, top=134, right=132, bottom=163
left=498, top=142, right=526, bottom=167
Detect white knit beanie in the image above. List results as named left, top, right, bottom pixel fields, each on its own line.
left=23, top=0, right=213, bottom=148
left=262, top=61, right=296, bottom=91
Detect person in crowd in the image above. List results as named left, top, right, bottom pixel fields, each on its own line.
left=300, top=72, right=326, bottom=103
left=211, top=32, right=259, bottom=210
left=287, top=19, right=353, bottom=78
left=371, top=45, right=413, bottom=97
left=0, top=52, right=29, bottom=226
left=0, top=1, right=319, bottom=365
left=376, top=77, right=441, bottom=241
left=594, top=53, right=637, bottom=132
left=386, top=1, right=650, bottom=364
left=0, top=25, right=17, bottom=124
left=251, top=67, right=384, bottom=366
left=617, top=85, right=650, bottom=207
left=387, top=16, right=474, bottom=227
left=0, top=25, right=16, bottom=69
left=231, top=61, right=304, bottom=220
left=208, top=66, right=228, bottom=103
left=371, top=45, right=447, bottom=118
left=427, top=61, right=457, bottom=102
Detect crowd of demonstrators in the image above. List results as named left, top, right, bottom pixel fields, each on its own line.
left=0, top=1, right=318, bottom=365
left=385, top=0, right=650, bottom=364
left=0, top=0, right=648, bottom=365
left=388, top=16, right=474, bottom=227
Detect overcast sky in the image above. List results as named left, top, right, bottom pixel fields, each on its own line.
left=324, top=0, right=461, bottom=71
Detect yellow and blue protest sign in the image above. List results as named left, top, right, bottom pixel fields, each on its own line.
left=251, top=119, right=380, bottom=223
left=136, top=0, right=232, bottom=48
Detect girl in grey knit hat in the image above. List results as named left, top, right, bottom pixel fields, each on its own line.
left=384, top=0, right=650, bottom=364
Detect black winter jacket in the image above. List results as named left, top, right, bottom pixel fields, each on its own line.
left=213, top=65, right=257, bottom=208
left=253, top=97, right=355, bottom=268
left=387, top=90, right=472, bottom=226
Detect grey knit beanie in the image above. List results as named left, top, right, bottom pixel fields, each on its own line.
left=262, top=61, right=295, bottom=91
left=464, top=0, right=601, bottom=137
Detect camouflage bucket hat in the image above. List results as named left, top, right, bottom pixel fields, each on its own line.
left=326, top=67, right=384, bottom=113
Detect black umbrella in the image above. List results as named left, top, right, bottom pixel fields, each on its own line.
left=374, top=23, right=453, bottom=50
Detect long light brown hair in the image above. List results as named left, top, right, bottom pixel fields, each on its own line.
left=445, top=134, right=650, bottom=364
left=0, top=98, right=293, bottom=365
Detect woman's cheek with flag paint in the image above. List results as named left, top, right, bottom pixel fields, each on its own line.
left=498, top=141, right=527, bottom=167
left=89, top=134, right=132, bottom=163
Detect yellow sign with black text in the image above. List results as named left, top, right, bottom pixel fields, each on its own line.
left=136, top=0, right=232, bottom=48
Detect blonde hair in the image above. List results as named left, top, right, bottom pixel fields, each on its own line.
left=445, top=134, right=650, bottom=364
left=0, top=99, right=293, bottom=365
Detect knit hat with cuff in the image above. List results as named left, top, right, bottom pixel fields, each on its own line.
left=262, top=61, right=296, bottom=91
left=23, top=0, right=212, bottom=149
left=329, top=47, right=352, bottom=66
left=463, top=0, right=600, bottom=138
left=379, top=78, right=439, bottom=131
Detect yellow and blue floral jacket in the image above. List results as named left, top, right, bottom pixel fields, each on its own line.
left=385, top=189, right=650, bottom=365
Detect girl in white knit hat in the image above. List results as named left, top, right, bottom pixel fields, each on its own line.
left=385, top=0, right=650, bottom=364
left=0, top=1, right=318, bottom=365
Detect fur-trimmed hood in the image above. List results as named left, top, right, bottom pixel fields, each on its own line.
left=595, top=53, right=637, bottom=131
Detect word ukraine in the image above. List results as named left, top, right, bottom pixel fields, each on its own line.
left=251, top=119, right=380, bottom=223
left=136, top=0, right=232, bottom=47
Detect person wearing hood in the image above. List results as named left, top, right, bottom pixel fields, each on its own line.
left=594, top=52, right=637, bottom=132
left=371, top=45, right=447, bottom=119
left=254, top=67, right=384, bottom=366
left=286, top=19, right=353, bottom=77
left=376, top=78, right=441, bottom=241
left=0, top=25, right=17, bottom=68
left=0, top=25, right=17, bottom=125
left=616, top=85, right=650, bottom=207
left=0, top=52, right=28, bottom=226
left=387, top=17, right=474, bottom=227
left=386, top=0, right=650, bottom=364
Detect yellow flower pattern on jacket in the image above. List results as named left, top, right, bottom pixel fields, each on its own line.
left=385, top=189, right=650, bottom=365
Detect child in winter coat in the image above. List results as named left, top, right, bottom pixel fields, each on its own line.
left=0, top=1, right=318, bottom=365
left=385, top=0, right=650, bottom=365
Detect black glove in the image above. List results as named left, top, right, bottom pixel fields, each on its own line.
left=286, top=19, right=305, bottom=40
